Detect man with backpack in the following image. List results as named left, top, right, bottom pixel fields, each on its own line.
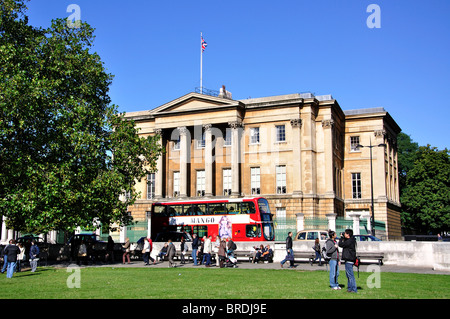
left=324, top=230, right=340, bottom=290
left=339, top=229, right=358, bottom=293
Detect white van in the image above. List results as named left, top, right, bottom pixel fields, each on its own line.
left=294, top=229, right=329, bottom=241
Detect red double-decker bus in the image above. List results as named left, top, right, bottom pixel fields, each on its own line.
left=150, top=197, right=275, bottom=241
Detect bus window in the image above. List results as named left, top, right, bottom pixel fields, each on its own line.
left=226, top=203, right=240, bottom=214
left=257, top=198, right=271, bottom=214
left=168, top=205, right=183, bottom=216
left=246, top=224, right=261, bottom=238
left=241, top=202, right=256, bottom=214
left=153, top=205, right=167, bottom=216
left=193, top=225, right=208, bottom=238
left=208, top=203, right=227, bottom=215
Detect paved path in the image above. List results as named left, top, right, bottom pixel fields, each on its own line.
left=49, top=259, right=450, bottom=275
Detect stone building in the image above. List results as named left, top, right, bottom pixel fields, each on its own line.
left=123, top=90, right=402, bottom=239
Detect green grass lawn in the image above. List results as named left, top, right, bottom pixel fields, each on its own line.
left=1, top=267, right=449, bottom=299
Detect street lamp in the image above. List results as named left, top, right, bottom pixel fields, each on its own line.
left=357, top=138, right=386, bottom=236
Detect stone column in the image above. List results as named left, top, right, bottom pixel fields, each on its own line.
left=296, top=213, right=304, bottom=232
left=204, top=124, right=213, bottom=197
left=326, top=213, right=337, bottom=232
left=348, top=212, right=361, bottom=235
left=154, top=129, right=164, bottom=199
left=1, top=216, right=8, bottom=244
left=322, top=119, right=335, bottom=195
left=290, top=118, right=303, bottom=197
left=178, top=126, right=189, bottom=198
left=229, top=120, right=242, bottom=197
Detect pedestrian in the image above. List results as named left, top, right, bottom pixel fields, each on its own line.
left=147, top=237, right=156, bottom=264
left=213, top=236, right=220, bottom=267
left=203, top=235, right=212, bottom=267
left=191, top=234, right=199, bottom=266
left=180, top=237, right=188, bottom=264
left=166, top=239, right=176, bottom=268
left=122, top=237, right=131, bottom=264
left=218, top=237, right=227, bottom=268
left=105, top=236, right=115, bottom=263
left=280, top=232, right=294, bottom=268
left=326, top=230, right=340, bottom=290
left=1, top=245, right=7, bottom=274
left=29, top=240, right=40, bottom=272
left=339, top=229, right=358, bottom=293
left=16, top=243, right=25, bottom=272
left=142, top=238, right=151, bottom=265
left=227, top=237, right=236, bottom=257
left=311, top=238, right=322, bottom=266
left=4, top=239, right=20, bottom=278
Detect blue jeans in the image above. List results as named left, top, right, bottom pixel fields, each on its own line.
left=203, top=253, right=211, bottom=266
left=192, top=249, right=198, bottom=265
left=6, top=261, right=17, bottom=278
left=329, top=259, right=339, bottom=288
left=281, top=248, right=293, bottom=266
left=345, top=262, right=357, bottom=292
left=1, top=256, right=7, bottom=273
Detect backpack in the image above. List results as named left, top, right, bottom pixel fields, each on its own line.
left=231, top=242, right=237, bottom=251
left=322, top=246, right=330, bottom=261
left=322, top=239, right=333, bottom=261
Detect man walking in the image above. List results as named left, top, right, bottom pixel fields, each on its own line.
left=339, top=229, right=358, bottom=293
left=29, top=240, right=40, bottom=272
left=191, top=234, right=199, bottom=266
left=167, top=239, right=176, bottom=268
left=4, top=239, right=20, bottom=278
left=280, top=232, right=294, bottom=268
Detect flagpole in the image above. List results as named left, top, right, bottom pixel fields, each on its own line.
left=200, top=32, right=203, bottom=94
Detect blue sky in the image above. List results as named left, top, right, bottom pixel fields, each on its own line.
left=26, top=0, right=450, bottom=150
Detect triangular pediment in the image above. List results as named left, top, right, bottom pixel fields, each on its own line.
left=151, top=92, right=240, bottom=115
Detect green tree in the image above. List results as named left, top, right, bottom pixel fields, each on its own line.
left=0, top=0, right=162, bottom=233
left=397, top=132, right=419, bottom=195
left=400, top=145, right=450, bottom=233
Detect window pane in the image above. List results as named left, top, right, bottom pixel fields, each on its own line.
left=276, top=125, right=286, bottom=142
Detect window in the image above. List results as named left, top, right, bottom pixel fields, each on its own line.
left=276, top=125, right=286, bottom=142
left=173, top=171, right=180, bottom=197
left=350, top=136, right=360, bottom=152
left=250, top=127, right=260, bottom=144
left=276, top=165, right=287, bottom=194
left=224, top=128, right=232, bottom=146
left=197, top=132, right=205, bottom=149
left=241, top=201, right=256, bottom=214
left=246, top=224, right=261, bottom=238
left=147, top=173, right=155, bottom=200
left=352, top=173, right=362, bottom=199
left=223, top=168, right=232, bottom=196
left=251, top=167, right=261, bottom=195
left=196, top=170, right=206, bottom=197
left=276, top=207, right=287, bottom=231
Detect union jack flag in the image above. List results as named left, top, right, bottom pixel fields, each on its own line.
left=201, top=36, right=207, bottom=52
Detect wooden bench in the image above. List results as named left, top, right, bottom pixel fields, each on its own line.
left=233, top=250, right=254, bottom=262
left=292, top=251, right=317, bottom=263
left=357, top=252, right=384, bottom=265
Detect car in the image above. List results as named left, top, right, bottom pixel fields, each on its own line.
left=16, top=235, right=45, bottom=244
left=67, top=233, right=106, bottom=245
left=354, top=234, right=382, bottom=242
left=294, top=230, right=329, bottom=241
left=154, top=231, right=193, bottom=242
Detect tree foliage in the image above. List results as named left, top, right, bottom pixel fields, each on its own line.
left=0, top=0, right=162, bottom=233
left=400, top=145, right=450, bottom=233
